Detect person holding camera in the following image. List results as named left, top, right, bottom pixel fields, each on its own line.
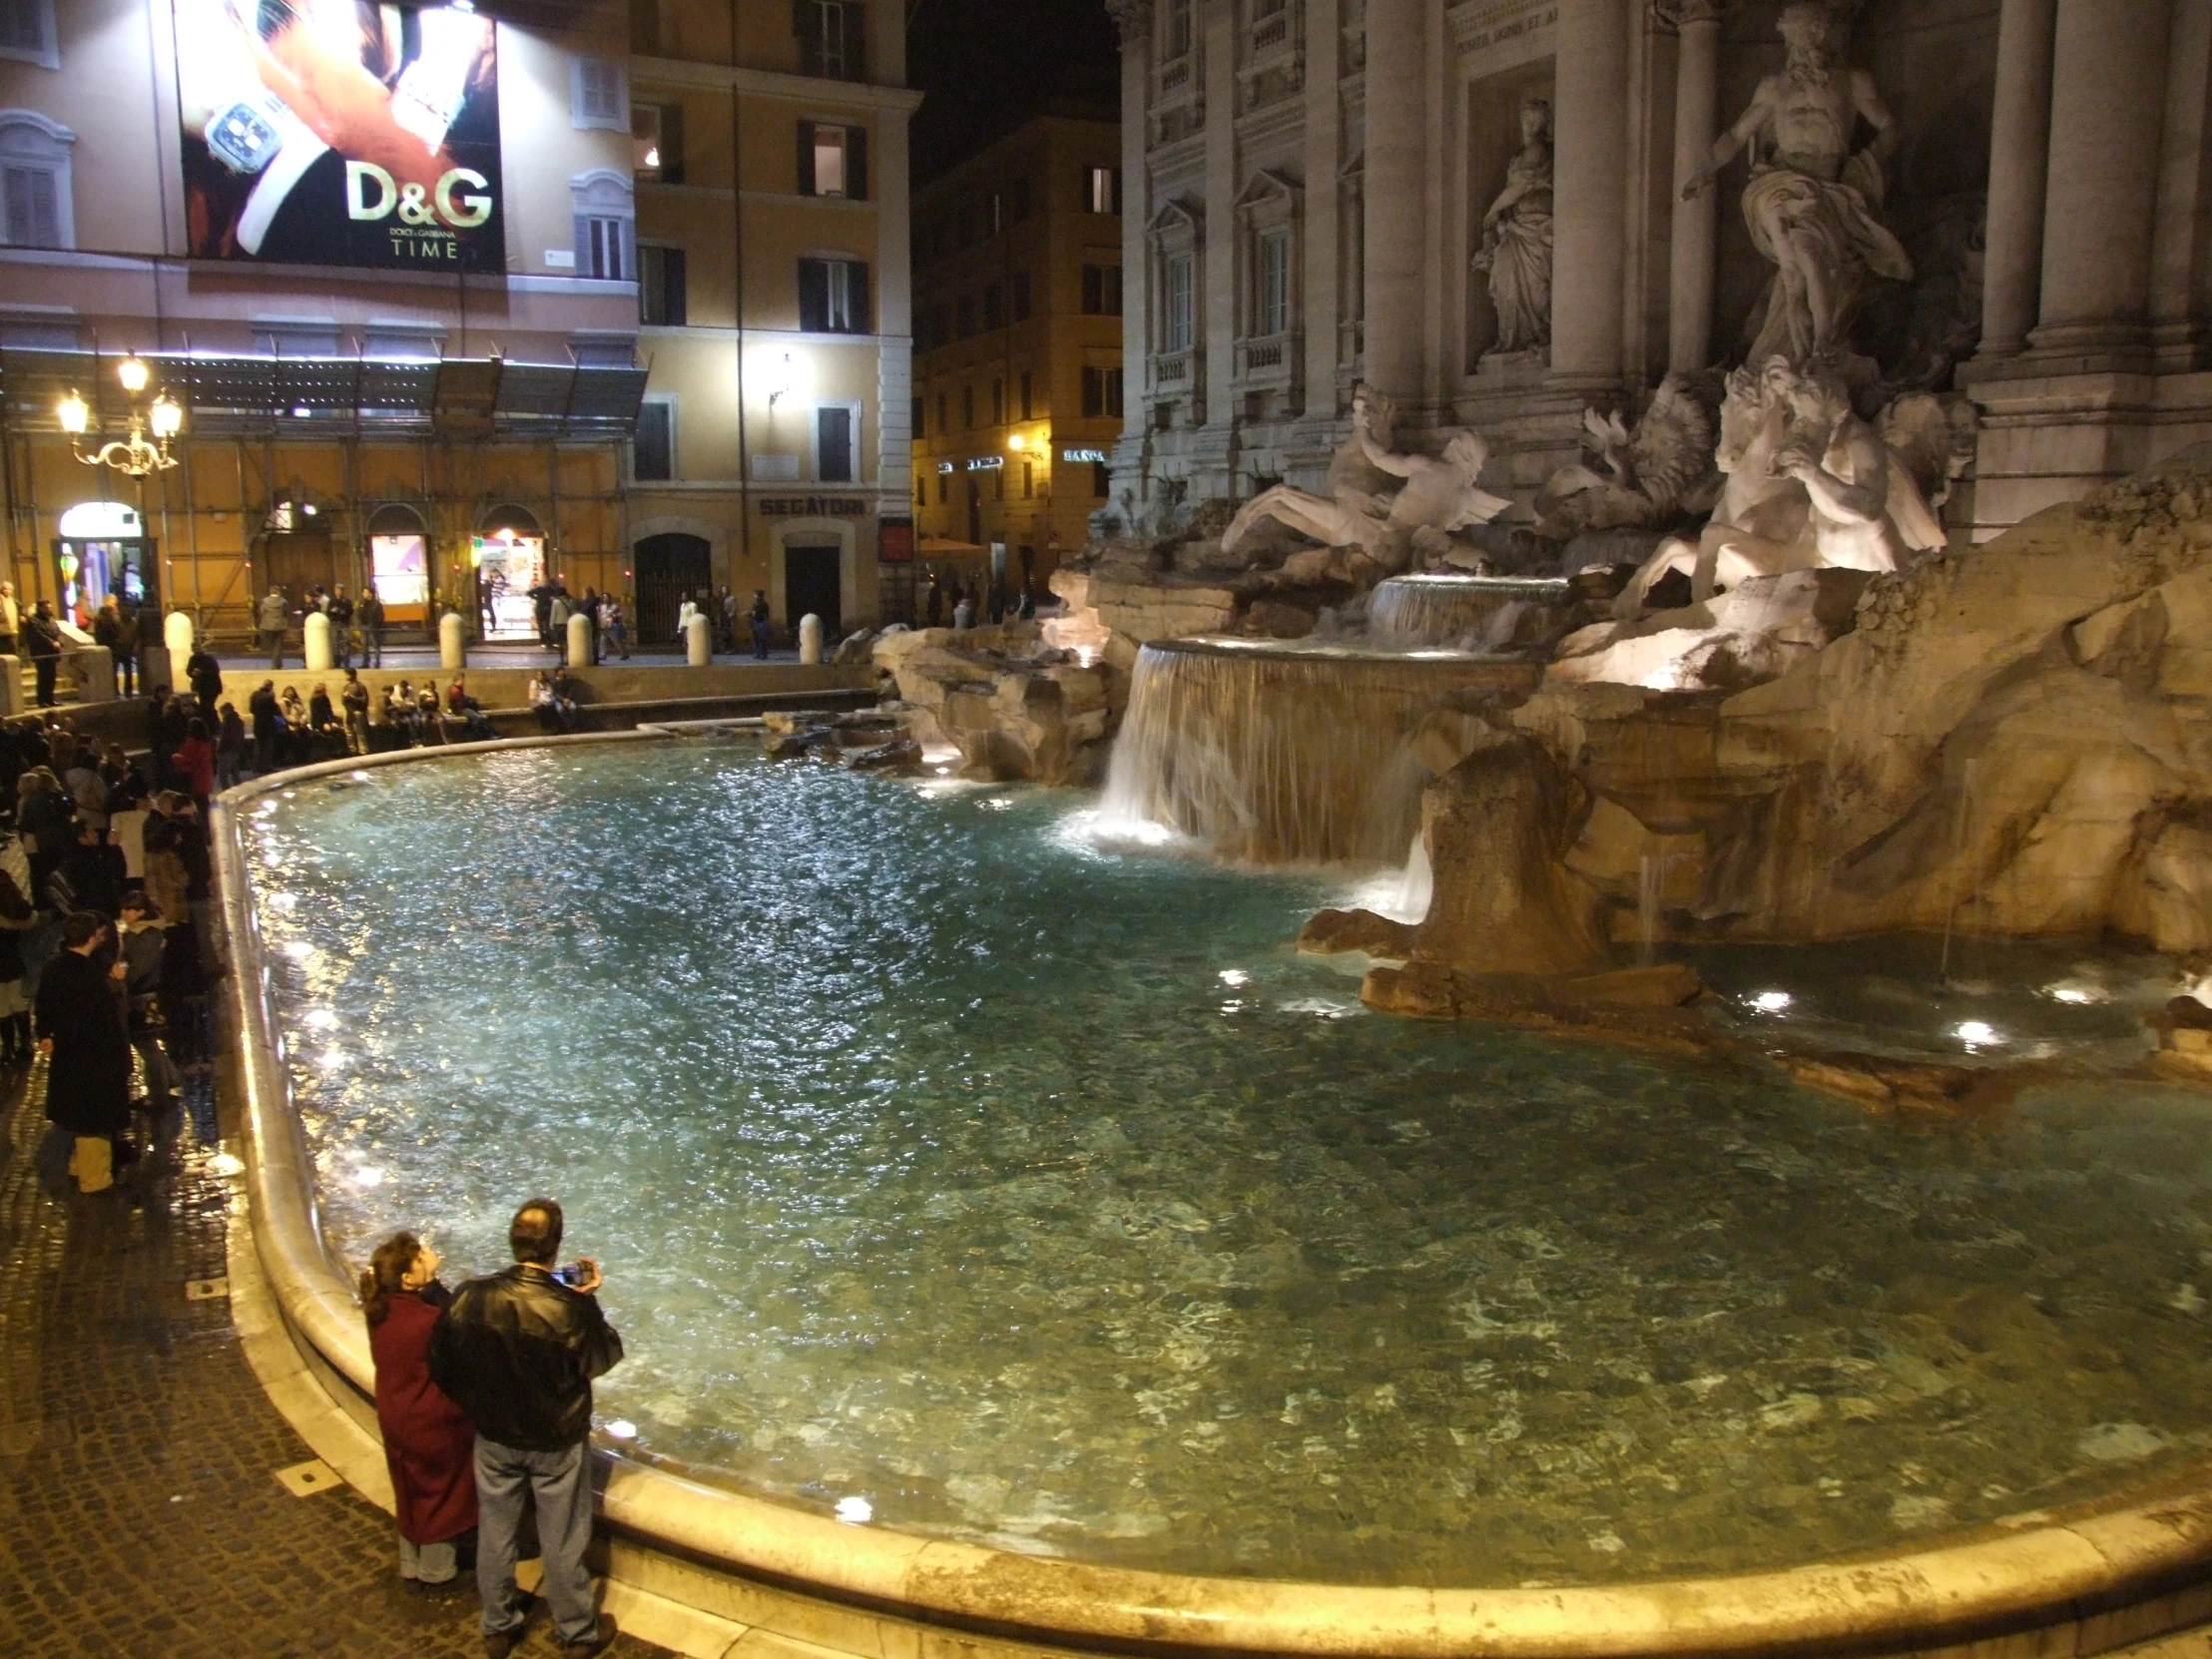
left=428, top=1198, right=623, bottom=1658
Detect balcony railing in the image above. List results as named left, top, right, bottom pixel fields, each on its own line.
left=1234, top=330, right=1299, bottom=392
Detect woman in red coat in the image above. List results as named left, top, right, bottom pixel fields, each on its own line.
left=360, top=1232, right=478, bottom=1590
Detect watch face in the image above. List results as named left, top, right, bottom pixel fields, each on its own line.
left=208, top=101, right=280, bottom=174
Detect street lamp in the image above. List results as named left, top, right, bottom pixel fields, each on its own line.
left=58, top=355, right=183, bottom=476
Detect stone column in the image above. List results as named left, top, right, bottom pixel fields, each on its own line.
left=1979, top=0, right=2057, bottom=357
left=1111, top=0, right=1151, bottom=459
left=1664, top=1, right=1723, bottom=375
left=1552, top=0, right=1631, bottom=383
left=2028, top=0, right=2175, bottom=356
left=2150, top=0, right=2212, bottom=356
left=1363, top=0, right=1427, bottom=397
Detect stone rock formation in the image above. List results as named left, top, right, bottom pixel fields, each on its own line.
left=872, top=625, right=1111, bottom=786
left=1548, top=567, right=1873, bottom=693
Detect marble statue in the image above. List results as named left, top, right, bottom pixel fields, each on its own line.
left=1534, top=374, right=1720, bottom=540
left=1472, top=96, right=1555, bottom=360
left=1221, top=385, right=1512, bottom=573
left=1683, top=1, right=1912, bottom=367
left=1615, top=356, right=1944, bottom=615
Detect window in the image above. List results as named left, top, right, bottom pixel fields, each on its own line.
left=634, top=102, right=684, bottom=183
left=1021, top=461, right=1034, bottom=500
left=1010, top=176, right=1031, bottom=223
left=572, top=58, right=626, bottom=131
left=796, top=0, right=863, bottom=81
left=983, top=282, right=1003, bottom=331
left=1019, top=370, right=1032, bottom=420
left=1091, top=461, right=1111, bottom=498
left=0, top=110, right=72, bottom=248
left=993, top=465, right=1004, bottom=502
left=0, top=0, right=58, bottom=69
left=635, top=399, right=675, bottom=481
left=1083, top=365, right=1126, bottom=417
left=1257, top=228, right=1291, bottom=335
left=799, top=121, right=867, bottom=199
left=989, top=192, right=1003, bottom=235
left=1083, top=263, right=1123, bottom=316
left=629, top=0, right=661, bottom=56
left=1164, top=254, right=1194, bottom=352
left=815, top=404, right=857, bottom=482
left=955, top=292, right=975, bottom=337
left=991, top=378, right=1004, bottom=425
left=639, top=244, right=687, bottom=324
left=1011, top=271, right=1032, bottom=321
left=569, top=170, right=636, bottom=280
left=962, top=384, right=974, bottom=428
left=1085, top=167, right=1122, bottom=216
left=1163, top=0, right=1192, bottom=61
left=911, top=394, right=925, bottom=437
left=935, top=391, right=947, bottom=434
left=916, top=476, right=926, bottom=510
left=798, top=257, right=869, bottom=331
left=937, top=472, right=948, bottom=505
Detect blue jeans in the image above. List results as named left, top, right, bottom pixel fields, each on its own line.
left=474, top=1437, right=598, bottom=1644
left=752, top=619, right=771, bottom=659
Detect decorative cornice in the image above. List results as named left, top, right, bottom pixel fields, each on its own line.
left=1650, top=0, right=1724, bottom=27
left=1105, top=0, right=1153, bottom=44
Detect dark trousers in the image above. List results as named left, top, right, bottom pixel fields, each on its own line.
left=33, top=657, right=56, bottom=706
left=111, top=650, right=135, bottom=698
left=363, top=628, right=382, bottom=667
left=752, top=620, right=771, bottom=659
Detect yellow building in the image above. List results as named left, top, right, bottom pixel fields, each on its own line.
left=910, top=112, right=1121, bottom=614
left=0, top=0, right=915, bottom=645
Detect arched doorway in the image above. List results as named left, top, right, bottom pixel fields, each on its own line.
left=633, top=532, right=710, bottom=645
left=55, top=500, right=157, bottom=626
left=365, top=502, right=429, bottom=624
left=472, top=505, right=545, bottom=641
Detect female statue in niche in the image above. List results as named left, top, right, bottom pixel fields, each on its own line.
left=1472, top=95, right=1555, bottom=359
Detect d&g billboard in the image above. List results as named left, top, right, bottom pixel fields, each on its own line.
left=175, top=1, right=503, bottom=271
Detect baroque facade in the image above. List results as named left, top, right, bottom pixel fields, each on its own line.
left=1105, top=0, right=2212, bottom=544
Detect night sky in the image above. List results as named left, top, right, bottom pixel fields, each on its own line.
left=906, top=0, right=1121, bottom=182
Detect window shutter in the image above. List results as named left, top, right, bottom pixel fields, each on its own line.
left=664, top=247, right=687, bottom=324
left=848, top=262, right=869, bottom=333
left=798, top=259, right=829, bottom=331
left=846, top=126, right=867, bottom=202
left=798, top=120, right=817, bottom=195
left=572, top=213, right=591, bottom=275
left=660, top=101, right=685, bottom=183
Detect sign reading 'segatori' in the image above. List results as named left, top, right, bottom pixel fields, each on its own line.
left=174, top=0, right=504, bottom=272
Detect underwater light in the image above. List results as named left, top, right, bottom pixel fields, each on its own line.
left=1219, top=969, right=1250, bottom=987
left=834, top=1495, right=873, bottom=1524
left=604, top=1419, right=639, bottom=1440
left=1749, top=990, right=1793, bottom=1013
left=1955, top=1020, right=2001, bottom=1046
left=2043, top=982, right=2106, bottom=1005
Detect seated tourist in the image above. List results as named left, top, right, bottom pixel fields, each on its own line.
left=546, top=668, right=580, bottom=732
left=416, top=686, right=449, bottom=744
left=278, top=687, right=313, bottom=765
left=528, top=672, right=564, bottom=734
left=445, top=678, right=495, bottom=743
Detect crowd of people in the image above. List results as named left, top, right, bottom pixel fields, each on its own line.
left=516, top=582, right=630, bottom=662
left=259, top=583, right=388, bottom=670
left=362, top=1197, right=623, bottom=1656
left=0, top=711, right=219, bottom=1195
left=923, top=574, right=1037, bottom=631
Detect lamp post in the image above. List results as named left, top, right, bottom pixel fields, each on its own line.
left=56, top=356, right=183, bottom=477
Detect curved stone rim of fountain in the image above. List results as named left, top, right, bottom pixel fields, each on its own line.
left=215, top=734, right=2212, bottom=1659
left=1149, top=634, right=1543, bottom=667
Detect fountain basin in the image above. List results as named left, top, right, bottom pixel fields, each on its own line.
left=220, top=737, right=2212, bottom=1658
left=1370, top=574, right=1579, bottom=654
left=1098, top=637, right=1542, bottom=863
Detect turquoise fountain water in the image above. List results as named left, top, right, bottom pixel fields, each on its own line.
left=247, top=745, right=2212, bottom=1587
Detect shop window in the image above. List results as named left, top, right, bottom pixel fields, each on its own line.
left=1082, top=263, right=1123, bottom=316
left=635, top=398, right=675, bottom=481
left=0, top=109, right=72, bottom=249
left=815, top=403, right=858, bottom=482
left=0, top=0, right=58, bottom=69
left=634, top=102, right=684, bottom=183
left=570, top=170, right=636, bottom=280
left=795, top=0, right=864, bottom=81
left=572, top=57, right=626, bottom=131
left=639, top=243, right=686, bottom=324
left=1085, top=166, right=1122, bottom=216
left=799, top=120, right=867, bottom=199
left=798, top=257, right=869, bottom=332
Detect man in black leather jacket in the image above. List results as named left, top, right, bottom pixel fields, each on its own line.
left=429, top=1198, right=623, bottom=1659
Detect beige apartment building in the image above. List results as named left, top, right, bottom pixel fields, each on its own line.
left=909, top=112, right=1122, bottom=609
left=0, top=0, right=914, bottom=644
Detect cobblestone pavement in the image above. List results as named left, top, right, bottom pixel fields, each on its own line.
left=0, top=1058, right=667, bottom=1657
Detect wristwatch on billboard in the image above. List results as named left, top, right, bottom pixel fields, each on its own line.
left=205, top=94, right=289, bottom=176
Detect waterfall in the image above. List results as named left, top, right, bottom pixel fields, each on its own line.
left=1097, top=639, right=1538, bottom=864
left=1370, top=574, right=1574, bottom=651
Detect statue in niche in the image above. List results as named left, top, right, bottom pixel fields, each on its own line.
left=1683, top=1, right=1912, bottom=367
left=1534, top=374, right=1721, bottom=540
left=1220, top=383, right=1512, bottom=574
left=1472, top=95, right=1554, bottom=361
left=1613, top=356, right=1943, bottom=615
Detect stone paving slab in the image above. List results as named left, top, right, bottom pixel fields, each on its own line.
left=0, top=1059, right=670, bottom=1657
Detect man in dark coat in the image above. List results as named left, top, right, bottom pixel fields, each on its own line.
left=186, top=643, right=224, bottom=717
left=23, top=603, right=63, bottom=709
left=37, top=911, right=132, bottom=1193
left=249, top=681, right=282, bottom=775
left=429, top=1198, right=622, bottom=1658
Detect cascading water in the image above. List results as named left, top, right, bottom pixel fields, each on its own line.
left=1369, top=573, right=1575, bottom=652
left=1096, top=637, right=1538, bottom=863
